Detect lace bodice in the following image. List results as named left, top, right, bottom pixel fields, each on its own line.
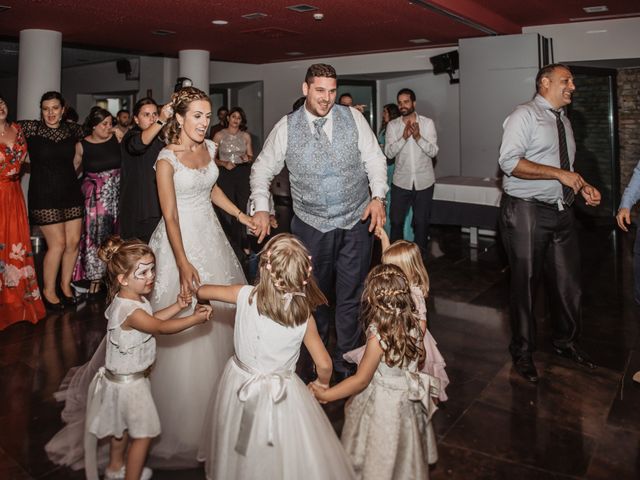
left=19, top=120, right=83, bottom=143
left=105, top=296, right=156, bottom=374
left=154, top=140, right=218, bottom=211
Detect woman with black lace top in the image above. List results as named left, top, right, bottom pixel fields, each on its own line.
left=19, top=91, right=84, bottom=310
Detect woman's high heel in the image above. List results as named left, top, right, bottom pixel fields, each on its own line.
left=43, top=295, right=64, bottom=311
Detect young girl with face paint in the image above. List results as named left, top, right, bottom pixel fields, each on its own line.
left=83, top=236, right=212, bottom=480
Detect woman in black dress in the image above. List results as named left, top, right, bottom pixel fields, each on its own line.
left=119, top=97, right=173, bottom=243
left=19, top=91, right=84, bottom=310
left=72, top=107, right=121, bottom=298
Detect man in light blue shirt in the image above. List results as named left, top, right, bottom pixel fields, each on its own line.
left=617, top=160, right=640, bottom=384
left=498, top=64, right=601, bottom=383
left=617, top=161, right=640, bottom=303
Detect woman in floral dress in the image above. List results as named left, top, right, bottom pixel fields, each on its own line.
left=0, top=94, right=46, bottom=329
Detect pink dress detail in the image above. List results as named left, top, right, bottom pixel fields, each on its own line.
left=343, top=285, right=449, bottom=402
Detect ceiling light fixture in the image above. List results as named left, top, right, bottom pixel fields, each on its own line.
left=409, top=38, right=431, bottom=44
left=286, top=51, right=305, bottom=56
left=409, top=0, right=497, bottom=35
left=212, top=20, right=229, bottom=25
left=583, top=6, right=609, bottom=13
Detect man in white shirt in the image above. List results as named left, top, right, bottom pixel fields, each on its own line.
left=251, top=63, right=387, bottom=380
left=384, top=88, right=439, bottom=256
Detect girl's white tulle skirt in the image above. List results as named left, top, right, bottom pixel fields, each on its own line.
left=198, top=358, right=356, bottom=480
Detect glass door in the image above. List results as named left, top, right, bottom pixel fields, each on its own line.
left=568, top=66, right=619, bottom=221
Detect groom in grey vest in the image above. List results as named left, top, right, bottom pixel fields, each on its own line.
left=251, top=63, right=388, bottom=379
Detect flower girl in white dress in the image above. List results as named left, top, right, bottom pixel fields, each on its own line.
left=84, top=237, right=211, bottom=480
left=195, top=233, right=356, bottom=480
left=311, top=264, right=439, bottom=480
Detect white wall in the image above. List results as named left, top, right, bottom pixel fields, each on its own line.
left=523, top=17, right=640, bottom=62
left=211, top=47, right=456, bottom=134
left=379, top=72, right=460, bottom=177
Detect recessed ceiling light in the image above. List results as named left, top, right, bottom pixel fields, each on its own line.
left=409, top=38, right=431, bottom=44
left=286, top=51, right=305, bottom=56
left=212, top=20, right=228, bottom=25
left=583, top=6, right=609, bottom=13
left=151, top=29, right=176, bottom=36
left=287, top=4, right=318, bottom=13
left=242, top=13, right=267, bottom=20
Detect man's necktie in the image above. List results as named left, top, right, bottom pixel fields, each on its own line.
left=313, top=117, right=327, bottom=141
left=550, top=109, right=575, bottom=206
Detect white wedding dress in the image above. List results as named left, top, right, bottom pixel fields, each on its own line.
left=147, top=139, right=245, bottom=468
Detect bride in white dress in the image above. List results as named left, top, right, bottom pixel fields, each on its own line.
left=147, top=87, right=254, bottom=468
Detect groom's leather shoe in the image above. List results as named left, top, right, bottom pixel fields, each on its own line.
left=513, top=356, right=539, bottom=383
left=553, top=344, right=596, bottom=369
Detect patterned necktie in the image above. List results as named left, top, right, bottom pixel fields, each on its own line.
left=313, top=117, right=328, bottom=141
left=550, top=109, right=575, bottom=206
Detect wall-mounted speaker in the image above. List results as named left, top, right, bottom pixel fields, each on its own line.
left=429, top=50, right=459, bottom=84
left=116, top=59, right=132, bottom=75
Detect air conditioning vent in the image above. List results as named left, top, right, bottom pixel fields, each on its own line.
left=286, top=4, right=318, bottom=13
left=151, top=29, right=176, bottom=36
left=242, top=12, right=268, bottom=20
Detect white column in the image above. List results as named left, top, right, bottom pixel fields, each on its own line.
left=17, top=29, right=62, bottom=121
left=178, top=49, right=210, bottom=93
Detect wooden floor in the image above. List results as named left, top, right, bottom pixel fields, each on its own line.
left=1, top=224, right=639, bottom=479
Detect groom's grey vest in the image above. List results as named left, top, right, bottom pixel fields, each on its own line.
left=285, top=105, right=369, bottom=233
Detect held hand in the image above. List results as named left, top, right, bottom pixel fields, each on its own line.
left=309, top=380, right=329, bottom=404
left=616, top=207, right=631, bottom=232
left=361, top=199, right=386, bottom=233
left=194, top=304, right=213, bottom=324
left=374, top=226, right=390, bottom=251
left=269, top=215, right=279, bottom=229
left=176, top=290, right=191, bottom=309
left=178, top=262, right=201, bottom=294
left=253, top=211, right=272, bottom=243
left=159, top=103, right=174, bottom=123
left=580, top=184, right=601, bottom=207
left=558, top=171, right=585, bottom=193
left=238, top=212, right=258, bottom=235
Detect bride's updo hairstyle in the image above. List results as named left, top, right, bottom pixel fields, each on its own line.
left=165, top=86, right=211, bottom=145
left=98, top=235, right=154, bottom=301
left=250, top=233, right=327, bottom=327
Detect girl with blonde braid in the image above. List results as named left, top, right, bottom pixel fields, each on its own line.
left=311, top=264, right=439, bottom=480
left=195, top=233, right=356, bottom=480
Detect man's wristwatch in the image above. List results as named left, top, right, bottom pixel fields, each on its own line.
left=372, top=196, right=387, bottom=207
left=156, top=119, right=166, bottom=127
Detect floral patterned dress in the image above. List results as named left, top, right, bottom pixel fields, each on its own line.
left=0, top=123, right=45, bottom=329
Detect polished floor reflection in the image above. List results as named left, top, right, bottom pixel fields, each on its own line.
left=1, top=225, right=638, bottom=479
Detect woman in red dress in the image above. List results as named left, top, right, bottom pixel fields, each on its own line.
left=0, top=94, right=46, bottom=329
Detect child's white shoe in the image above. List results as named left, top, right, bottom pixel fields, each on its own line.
left=104, top=466, right=153, bottom=480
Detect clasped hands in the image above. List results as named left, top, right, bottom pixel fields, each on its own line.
left=559, top=171, right=601, bottom=206
left=175, top=287, right=213, bottom=322
left=402, top=121, right=421, bottom=141
left=307, top=379, right=330, bottom=404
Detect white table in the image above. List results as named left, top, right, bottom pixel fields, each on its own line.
left=431, top=176, right=502, bottom=246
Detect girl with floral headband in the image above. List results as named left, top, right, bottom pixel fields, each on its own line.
left=83, top=236, right=212, bottom=480
left=311, top=263, right=440, bottom=480
left=195, top=233, right=356, bottom=480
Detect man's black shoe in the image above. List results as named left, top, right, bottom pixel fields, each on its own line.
left=513, top=356, right=539, bottom=383
left=553, top=344, right=596, bottom=369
